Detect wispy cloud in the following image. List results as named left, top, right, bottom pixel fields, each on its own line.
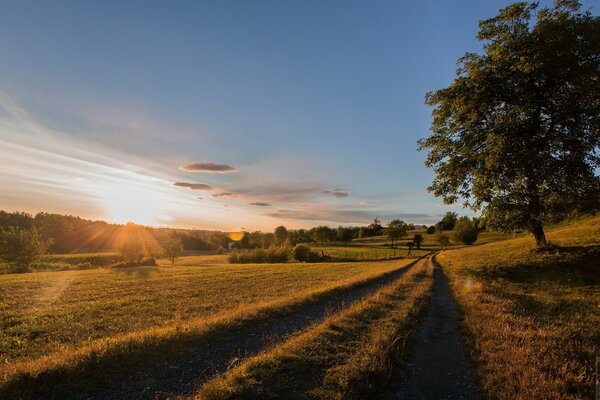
left=250, top=202, right=271, bottom=207
left=180, top=162, right=238, bottom=173
left=173, top=182, right=213, bottom=191
left=322, top=188, right=349, bottom=198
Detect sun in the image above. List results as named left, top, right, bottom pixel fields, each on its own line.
left=102, top=184, right=165, bottom=226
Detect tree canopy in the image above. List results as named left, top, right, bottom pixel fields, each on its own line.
left=418, top=1, right=600, bottom=246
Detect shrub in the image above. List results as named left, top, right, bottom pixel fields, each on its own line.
left=292, top=244, right=312, bottom=262
left=228, top=247, right=290, bottom=264
left=426, top=226, right=436, bottom=234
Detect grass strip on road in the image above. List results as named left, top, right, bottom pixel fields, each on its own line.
left=195, top=257, right=433, bottom=400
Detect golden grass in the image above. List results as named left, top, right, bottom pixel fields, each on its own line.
left=194, top=258, right=433, bottom=400
left=0, top=260, right=406, bottom=364
left=0, top=259, right=415, bottom=398
left=437, top=215, right=600, bottom=400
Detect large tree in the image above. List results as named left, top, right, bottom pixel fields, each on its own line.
left=419, top=1, right=600, bottom=247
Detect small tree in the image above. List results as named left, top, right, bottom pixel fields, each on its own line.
left=274, top=226, right=288, bottom=246
left=386, top=219, right=408, bottom=249
left=438, top=234, right=450, bottom=250
left=0, top=226, right=52, bottom=272
left=162, top=237, right=184, bottom=265
left=413, top=234, right=424, bottom=250
left=119, top=237, right=145, bottom=264
left=426, top=225, right=436, bottom=234
left=454, top=217, right=479, bottom=245
left=406, top=241, right=414, bottom=256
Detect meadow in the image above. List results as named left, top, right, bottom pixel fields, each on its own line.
left=437, top=215, right=600, bottom=399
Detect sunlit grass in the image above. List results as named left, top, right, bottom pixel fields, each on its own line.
left=195, top=258, right=433, bottom=399
left=437, top=214, right=600, bottom=399
left=0, top=259, right=415, bottom=399
left=0, top=259, right=407, bottom=364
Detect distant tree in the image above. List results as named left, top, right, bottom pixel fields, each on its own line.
left=438, top=212, right=458, bottom=231
left=454, top=217, right=479, bottom=245
left=313, top=226, right=335, bottom=243
left=418, top=1, right=600, bottom=247
left=162, top=237, right=184, bottom=265
left=358, top=227, right=369, bottom=239
left=438, top=234, right=450, bottom=250
left=119, top=237, right=145, bottom=264
left=262, top=233, right=275, bottom=248
left=0, top=226, right=52, bottom=272
left=413, top=233, right=424, bottom=250
left=386, top=219, right=408, bottom=249
left=426, top=225, right=436, bottom=235
left=274, top=226, right=288, bottom=246
left=406, top=241, right=414, bottom=256
left=336, top=226, right=354, bottom=246
left=367, top=217, right=384, bottom=236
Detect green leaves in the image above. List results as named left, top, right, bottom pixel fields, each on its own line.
left=419, top=1, right=600, bottom=242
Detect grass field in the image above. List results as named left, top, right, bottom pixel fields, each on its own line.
left=195, top=257, right=433, bottom=399
left=437, top=215, right=600, bottom=399
left=0, top=260, right=411, bottom=365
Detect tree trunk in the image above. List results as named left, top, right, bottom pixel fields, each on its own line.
left=528, top=219, right=547, bottom=247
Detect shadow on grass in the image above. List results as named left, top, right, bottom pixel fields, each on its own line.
left=479, top=244, right=600, bottom=286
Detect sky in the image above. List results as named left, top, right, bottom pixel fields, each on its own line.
left=1, top=0, right=597, bottom=231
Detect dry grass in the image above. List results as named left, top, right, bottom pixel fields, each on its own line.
left=437, top=214, right=600, bottom=400
left=194, top=258, right=433, bottom=400
left=311, top=244, right=429, bottom=260
left=0, top=259, right=414, bottom=398
left=0, top=260, right=409, bottom=363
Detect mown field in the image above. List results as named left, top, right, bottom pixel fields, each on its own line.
left=437, top=215, right=600, bottom=399
left=194, top=257, right=434, bottom=400
left=0, top=260, right=411, bottom=365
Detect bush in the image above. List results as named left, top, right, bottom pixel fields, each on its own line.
left=426, top=226, right=436, bottom=234
left=454, top=217, right=479, bottom=245
left=228, top=247, right=290, bottom=264
left=292, top=244, right=312, bottom=262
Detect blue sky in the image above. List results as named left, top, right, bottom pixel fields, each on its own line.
left=0, top=0, right=597, bottom=230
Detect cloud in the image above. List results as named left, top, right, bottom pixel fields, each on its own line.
left=264, top=207, right=439, bottom=225
left=322, top=188, right=349, bottom=198
left=212, top=192, right=237, bottom=198
left=250, top=202, right=271, bottom=207
left=359, top=201, right=374, bottom=206
left=173, top=182, right=213, bottom=191
left=180, top=162, right=238, bottom=173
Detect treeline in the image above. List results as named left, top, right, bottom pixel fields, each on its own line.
left=0, top=211, right=229, bottom=253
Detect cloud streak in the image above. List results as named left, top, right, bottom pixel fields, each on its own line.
left=322, top=188, right=349, bottom=198
left=173, top=182, right=214, bottom=191
left=250, top=202, right=271, bottom=207
left=212, top=192, right=237, bottom=198
left=180, top=162, right=238, bottom=173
